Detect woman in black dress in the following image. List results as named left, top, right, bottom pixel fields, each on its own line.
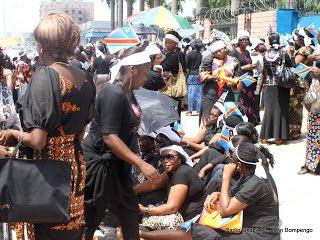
left=0, top=13, right=96, bottom=239
left=82, top=46, right=160, bottom=240
left=260, top=33, right=293, bottom=145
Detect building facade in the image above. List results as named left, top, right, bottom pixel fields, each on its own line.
left=80, top=21, right=111, bottom=43
left=40, top=0, right=94, bottom=24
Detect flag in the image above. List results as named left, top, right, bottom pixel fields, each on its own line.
left=103, top=22, right=140, bottom=54
left=240, top=73, right=256, bottom=87
left=294, top=63, right=311, bottom=79
left=217, top=126, right=230, bottom=152
left=177, top=215, right=200, bottom=232
left=173, top=121, right=185, bottom=137
left=224, top=102, right=243, bottom=117
left=267, top=23, right=272, bottom=35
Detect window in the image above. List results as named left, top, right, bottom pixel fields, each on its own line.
left=79, top=10, right=82, bottom=14
left=72, top=9, right=75, bottom=14
left=65, top=10, right=68, bottom=13
left=79, top=18, right=82, bottom=21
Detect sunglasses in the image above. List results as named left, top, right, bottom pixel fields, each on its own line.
left=159, top=154, right=179, bottom=161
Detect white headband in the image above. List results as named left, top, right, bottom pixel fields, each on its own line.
left=237, top=30, right=250, bottom=41
left=145, top=44, right=162, bottom=56
left=214, top=102, right=226, bottom=114
left=156, top=126, right=181, bottom=143
left=209, top=40, right=226, bottom=53
left=160, top=145, right=194, bottom=167
left=109, top=51, right=151, bottom=83
left=235, top=145, right=267, bottom=179
left=165, top=34, right=182, bottom=49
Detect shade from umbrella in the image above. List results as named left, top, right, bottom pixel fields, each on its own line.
left=131, top=6, right=193, bottom=30
left=134, top=88, right=179, bottom=135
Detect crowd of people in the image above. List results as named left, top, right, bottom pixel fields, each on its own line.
left=0, top=11, right=319, bottom=240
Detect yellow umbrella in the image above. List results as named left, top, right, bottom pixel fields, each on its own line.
left=0, top=37, right=21, bottom=48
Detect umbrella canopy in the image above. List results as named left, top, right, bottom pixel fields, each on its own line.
left=178, top=23, right=205, bottom=37
left=131, top=6, right=193, bottom=30
left=0, top=37, right=21, bottom=48
left=134, top=88, right=179, bottom=135
left=133, top=24, right=156, bottom=35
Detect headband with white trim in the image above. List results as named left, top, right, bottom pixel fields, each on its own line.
left=235, top=145, right=267, bottom=179
left=109, top=51, right=151, bottom=83
left=160, top=145, right=194, bottom=167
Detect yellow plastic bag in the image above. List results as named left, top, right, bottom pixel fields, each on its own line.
left=199, top=204, right=243, bottom=233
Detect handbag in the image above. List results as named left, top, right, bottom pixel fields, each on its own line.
left=304, top=77, right=320, bottom=113
left=276, top=51, right=297, bottom=89
left=162, top=54, right=187, bottom=98
left=199, top=205, right=243, bottom=233
left=141, top=206, right=184, bottom=230
left=0, top=140, right=72, bottom=223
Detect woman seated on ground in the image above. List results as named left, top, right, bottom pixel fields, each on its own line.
left=181, top=105, right=223, bottom=153
left=134, top=145, right=207, bottom=227
left=206, top=122, right=275, bottom=194
left=138, top=142, right=279, bottom=240
left=192, top=114, right=244, bottom=174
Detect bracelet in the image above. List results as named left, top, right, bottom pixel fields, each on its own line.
left=145, top=206, right=151, bottom=216
left=18, top=132, right=26, bottom=143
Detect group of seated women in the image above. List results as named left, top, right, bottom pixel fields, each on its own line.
left=118, top=99, right=280, bottom=240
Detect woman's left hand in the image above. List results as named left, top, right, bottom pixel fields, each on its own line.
left=223, top=163, right=237, bottom=179
left=138, top=204, right=146, bottom=214
left=0, top=129, right=18, bottom=147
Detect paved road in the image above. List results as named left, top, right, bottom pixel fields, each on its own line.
left=181, top=110, right=320, bottom=240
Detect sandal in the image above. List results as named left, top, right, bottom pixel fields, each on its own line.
left=298, top=166, right=310, bottom=175
left=185, top=111, right=192, bottom=116
left=275, top=139, right=286, bottom=145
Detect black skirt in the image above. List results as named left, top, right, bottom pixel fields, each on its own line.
left=260, top=86, right=290, bottom=140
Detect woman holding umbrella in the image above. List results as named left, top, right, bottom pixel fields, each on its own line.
left=82, top=46, right=161, bottom=240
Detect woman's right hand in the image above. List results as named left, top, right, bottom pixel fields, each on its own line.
left=204, top=192, right=220, bottom=212
left=0, top=146, right=11, bottom=158
left=139, top=162, right=161, bottom=183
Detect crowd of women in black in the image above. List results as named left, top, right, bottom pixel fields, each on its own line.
left=0, top=12, right=319, bottom=240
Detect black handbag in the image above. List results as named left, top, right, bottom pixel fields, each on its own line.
left=0, top=141, right=72, bottom=223
left=277, top=51, right=297, bottom=88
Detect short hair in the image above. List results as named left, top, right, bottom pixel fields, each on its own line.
left=34, top=13, right=80, bottom=61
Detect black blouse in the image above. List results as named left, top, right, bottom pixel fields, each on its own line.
left=143, top=69, right=166, bottom=91
left=19, top=66, right=95, bottom=136
left=161, top=49, right=186, bottom=75
left=186, top=50, right=202, bottom=75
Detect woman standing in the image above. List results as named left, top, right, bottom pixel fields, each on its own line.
left=185, top=40, right=203, bottom=116
left=200, top=40, right=240, bottom=121
left=299, top=67, right=320, bottom=174
left=260, top=33, right=293, bottom=145
left=288, top=28, right=314, bottom=140
left=161, top=31, right=186, bottom=119
left=0, top=13, right=96, bottom=239
left=230, top=30, right=257, bottom=125
left=143, top=45, right=166, bottom=91
left=82, top=46, right=160, bottom=240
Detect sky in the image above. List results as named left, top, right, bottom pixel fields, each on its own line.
left=0, top=0, right=195, bottom=38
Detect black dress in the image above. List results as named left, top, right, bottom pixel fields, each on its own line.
left=15, top=66, right=95, bottom=240
left=192, top=171, right=280, bottom=240
left=82, top=84, right=142, bottom=240
left=260, top=48, right=292, bottom=140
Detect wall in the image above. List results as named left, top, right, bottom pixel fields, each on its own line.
left=237, top=10, right=277, bottom=39
left=298, top=15, right=320, bottom=30
left=276, top=8, right=299, bottom=35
